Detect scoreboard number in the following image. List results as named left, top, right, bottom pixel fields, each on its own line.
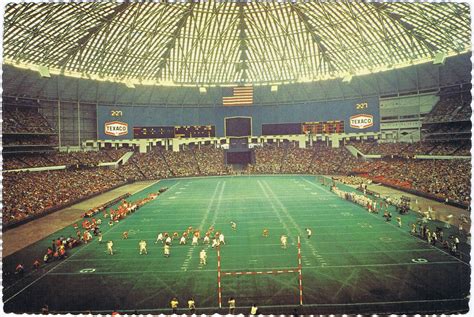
left=111, top=110, right=123, bottom=117
left=355, top=102, right=368, bottom=109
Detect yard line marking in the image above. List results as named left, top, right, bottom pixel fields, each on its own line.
left=46, top=260, right=462, bottom=276
left=145, top=194, right=337, bottom=202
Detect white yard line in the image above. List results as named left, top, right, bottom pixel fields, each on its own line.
left=45, top=259, right=462, bottom=277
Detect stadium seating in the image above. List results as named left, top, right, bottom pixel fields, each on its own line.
left=3, top=106, right=55, bottom=134
left=2, top=168, right=128, bottom=225
left=355, top=158, right=471, bottom=205
left=350, top=140, right=471, bottom=157
left=423, top=91, right=471, bottom=123
left=3, top=148, right=130, bottom=170
left=194, top=145, right=229, bottom=176
left=248, top=144, right=286, bottom=174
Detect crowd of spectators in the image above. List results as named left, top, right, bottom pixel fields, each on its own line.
left=280, top=146, right=314, bottom=174
left=423, top=122, right=471, bottom=135
left=331, top=185, right=378, bottom=213
left=3, top=137, right=57, bottom=147
left=308, top=143, right=360, bottom=175
left=428, top=142, right=468, bottom=156
left=350, top=140, right=471, bottom=157
left=3, top=107, right=55, bottom=134
left=349, top=141, right=409, bottom=156
left=2, top=168, right=128, bottom=225
left=117, top=146, right=229, bottom=180
left=356, top=158, right=471, bottom=206
left=119, top=148, right=173, bottom=180
left=332, top=175, right=372, bottom=186
left=247, top=142, right=359, bottom=175
left=163, top=148, right=201, bottom=177
left=247, top=144, right=286, bottom=174
left=3, top=148, right=130, bottom=170
left=453, top=143, right=471, bottom=156
left=194, top=146, right=229, bottom=176
left=423, top=91, right=471, bottom=123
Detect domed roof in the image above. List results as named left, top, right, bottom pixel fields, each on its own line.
left=3, top=1, right=471, bottom=86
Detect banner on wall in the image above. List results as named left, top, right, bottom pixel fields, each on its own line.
left=349, top=114, right=374, bottom=129
left=104, top=121, right=129, bottom=137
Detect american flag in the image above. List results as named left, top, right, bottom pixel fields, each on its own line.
left=223, top=86, right=253, bottom=106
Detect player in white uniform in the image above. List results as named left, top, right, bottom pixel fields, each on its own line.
left=203, top=235, right=210, bottom=244
left=199, top=249, right=207, bottom=265
left=107, top=241, right=114, bottom=255
left=211, top=238, right=220, bottom=248
left=280, top=235, right=287, bottom=249
left=192, top=235, right=199, bottom=246
left=164, top=244, right=170, bottom=257
left=305, top=228, right=312, bottom=239
left=396, top=217, right=402, bottom=228
left=165, top=236, right=172, bottom=245
left=139, top=240, right=148, bottom=255
left=155, top=232, right=163, bottom=244
left=219, top=233, right=226, bottom=245
left=230, top=221, right=237, bottom=231
left=179, top=235, right=187, bottom=245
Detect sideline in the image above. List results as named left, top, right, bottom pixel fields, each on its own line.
left=2, top=180, right=160, bottom=257
left=4, top=181, right=179, bottom=305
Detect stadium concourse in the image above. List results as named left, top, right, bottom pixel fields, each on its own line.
left=1, top=1, right=472, bottom=315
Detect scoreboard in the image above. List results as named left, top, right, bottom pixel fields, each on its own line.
left=133, top=126, right=175, bottom=138
left=133, top=125, right=215, bottom=139
left=302, top=121, right=344, bottom=134
left=175, top=125, right=215, bottom=138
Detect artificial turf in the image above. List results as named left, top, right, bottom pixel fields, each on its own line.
left=2, top=175, right=470, bottom=315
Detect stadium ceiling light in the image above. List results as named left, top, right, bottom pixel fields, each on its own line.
left=433, top=52, right=447, bottom=65
left=37, top=65, right=50, bottom=78
left=124, top=81, right=136, bottom=89
left=342, top=75, right=353, bottom=83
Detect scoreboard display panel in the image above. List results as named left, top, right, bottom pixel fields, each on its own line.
left=225, top=117, right=252, bottom=137
left=302, top=120, right=344, bottom=134
left=174, top=125, right=215, bottom=138
left=133, top=126, right=175, bottom=139
left=262, top=123, right=302, bottom=135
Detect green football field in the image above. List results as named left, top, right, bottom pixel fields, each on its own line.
left=2, top=175, right=470, bottom=315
